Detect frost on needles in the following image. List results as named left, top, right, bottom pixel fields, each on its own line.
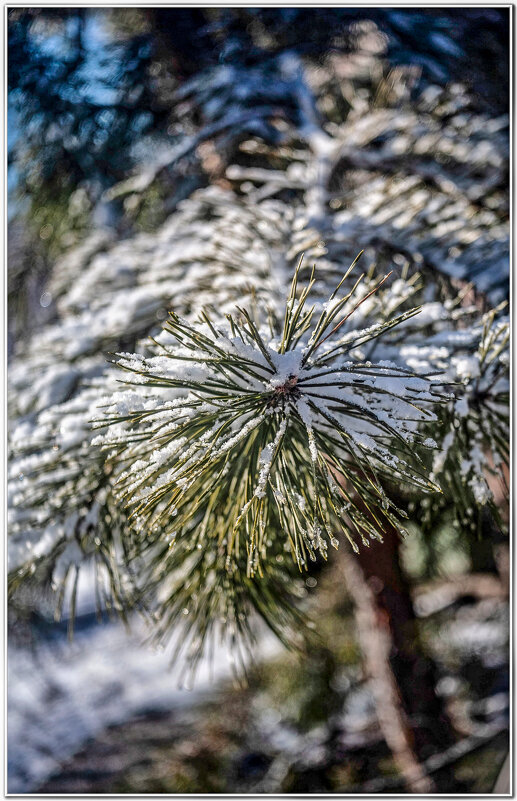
left=91, top=259, right=448, bottom=667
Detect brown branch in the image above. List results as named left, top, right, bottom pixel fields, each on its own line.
left=339, top=545, right=434, bottom=793
left=344, top=721, right=507, bottom=793
left=412, top=572, right=507, bottom=617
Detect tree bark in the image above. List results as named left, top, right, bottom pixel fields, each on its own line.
left=340, top=544, right=435, bottom=792
left=357, top=528, right=455, bottom=748
left=340, top=521, right=460, bottom=791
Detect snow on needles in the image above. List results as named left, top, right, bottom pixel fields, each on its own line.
left=95, top=267, right=444, bottom=578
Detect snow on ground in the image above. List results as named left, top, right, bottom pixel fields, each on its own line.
left=8, top=583, right=282, bottom=793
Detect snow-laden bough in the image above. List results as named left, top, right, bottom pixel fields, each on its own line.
left=94, top=260, right=447, bottom=587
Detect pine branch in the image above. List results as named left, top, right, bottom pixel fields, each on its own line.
left=91, top=259, right=446, bottom=668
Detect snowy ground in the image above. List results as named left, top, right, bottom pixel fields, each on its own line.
left=8, top=591, right=281, bottom=793
left=8, top=572, right=509, bottom=794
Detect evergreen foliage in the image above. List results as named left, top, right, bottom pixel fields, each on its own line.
left=85, top=260, right=448, bottom=668
left=8, top=8, right=509, bottom=675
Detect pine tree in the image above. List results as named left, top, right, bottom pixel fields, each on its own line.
left=8, top=7, right=509, bottom=792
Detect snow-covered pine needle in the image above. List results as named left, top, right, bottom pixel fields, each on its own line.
left=92, top=258, right=446, bottom=666
left=426, top=309, right=509, bottom=535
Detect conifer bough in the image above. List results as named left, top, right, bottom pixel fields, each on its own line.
left=93, top=258, right=447, bottom=669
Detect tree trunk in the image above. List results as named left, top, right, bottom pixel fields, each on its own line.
left=340, top=545, right=434, bottom=792
left=355, top=527, right=454, bottom=754
left=340, top=524, right=458, bottom=791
